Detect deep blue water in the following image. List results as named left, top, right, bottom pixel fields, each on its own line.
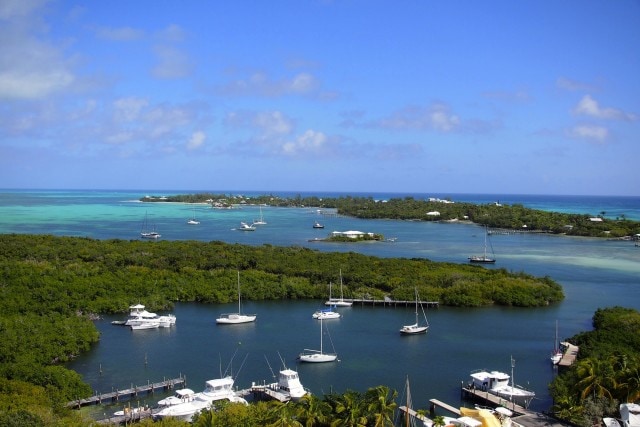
left=1, top=189, right=639, bottom=418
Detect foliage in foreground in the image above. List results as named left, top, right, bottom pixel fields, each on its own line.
left=0, top=233, right=564, bottom=425
left=550, top=307, right=640, bottom=427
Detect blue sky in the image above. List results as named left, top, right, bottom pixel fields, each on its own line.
left=1, top=1, right=639, bottom=195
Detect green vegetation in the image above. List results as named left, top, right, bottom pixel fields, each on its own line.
left=144, top=193, right=640, bottom=238
left=0, top=233, right=563, bottom=425
left=550, top=306, right=640, bottom=427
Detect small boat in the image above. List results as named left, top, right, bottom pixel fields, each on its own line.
left=312, top=305, right=341, bottom=320
left=604, top=418, right=623, bottom=427
left=124, top=304, right=176, bottom=330
left=400, top=288, right=429, bottom=335
left=468, top=225, right=495, bottom=263
left=187, top=207, right=200, bottom=225
left=550, top=320, right=563, bottom=365
left=157, top=388, right=196, bottom=407
left=299, top=317, right=338, bottom=363
left=216, top=271, right=257, bottom=324
left=252, top=206, right=267, bottom=225
left=140, top=212, right=161, bottom=239
left=620, top=403, right=640, bottom=427
left=324, top=270, right=352, bottom=307
left=469, top=357, right=535, bottom=408
left=153, top=376, right=247, bottom=421
left=313, top=221, right=324, bottom=229
left=113, top=406, right=147, bottom=417
left=237, top=221, right=256, bottom=231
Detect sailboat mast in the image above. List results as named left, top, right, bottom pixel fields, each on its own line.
left=237, top=271, right=241, bottom=314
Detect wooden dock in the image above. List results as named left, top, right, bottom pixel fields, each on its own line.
left=349, top=298, right=439, bottom=308
left=558, top=343, right=578, bottom=367
left=67, top=376, right=186, bottom=408
left=460, top=386, right=532, bottom=416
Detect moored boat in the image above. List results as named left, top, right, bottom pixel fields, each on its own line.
left=469, top=358, right=535, bottom=408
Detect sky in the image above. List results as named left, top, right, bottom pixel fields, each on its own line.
left=0, top=1, right=639, bottom=196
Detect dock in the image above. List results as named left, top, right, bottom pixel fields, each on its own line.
left=249, top=383, right=294, bottom=402
left=557, top=343, right=578, bottom=367
left=349, top=298, right=439, bottom=308
left=460, top=386, right=531, bottom=415
left=67, top=376, right=186, bottom=408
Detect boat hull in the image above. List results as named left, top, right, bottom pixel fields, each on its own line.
left=216, top=314, right=256, bottom=324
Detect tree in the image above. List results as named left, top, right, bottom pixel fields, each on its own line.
left=364, top=385, right=397, bottom=427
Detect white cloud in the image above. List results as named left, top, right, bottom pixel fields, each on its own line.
left=187, top=131, right=206, bottom=150
left=225, top=110, right=294, bottom=136
left=376, top=103, right=461, bottom=132
left=568, top=124, right=609, bottom=143
left=219, top=71, right=319, bottom=97
left=113, top=97, right=149, bottom=122
left=157, top=24, right=186, bottom=42
left=152, top=45, right=192, bottom=79
left=281, top=130, right=327, bottom=155
left=95, top=26, right=144, bottom=41
left=557, top=77, right=596, bottom=92
left=0, top=3, right=75, bottom=100
left=573, top=95, right=637, bottom=121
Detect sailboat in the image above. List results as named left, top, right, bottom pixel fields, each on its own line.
left=298, top=317, right=338, bottom=363
left=400, top=288, right=429, bottom=335
left=468, top=225, right=495, bottom=263
left=187, top=206, right=200, bottom=225
left=140, top=211, right=161, bottom=239
left=324, top=270, right=352, bottom=306
left=216, top=271, right=257, bottom=324
left=252, top=206, right=267, bottom=225
left=551, top=320, right=563, bottom=365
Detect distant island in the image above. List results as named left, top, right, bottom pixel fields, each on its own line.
left=141, top=193, right=640, bottom=239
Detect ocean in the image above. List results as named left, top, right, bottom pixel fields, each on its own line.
left=1, top=189, right=639, bottom=418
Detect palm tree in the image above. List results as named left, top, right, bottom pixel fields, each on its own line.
left=267, top=400, right=303, bottom=427
left=331, top=389, right=368, bottom=427
left=296, top=393, right=331, bottom=427
left=364, top=385, right=397, bottom=427
left=576, top=357, right=617, bottom=400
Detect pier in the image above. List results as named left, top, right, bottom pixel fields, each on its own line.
left=349, top=298, right=439, bottom=308
left=67, top=376, right=186, bottom=408
left=460, top=385, right=531, bottom=416
left=557, top=343, right=578, bottom=367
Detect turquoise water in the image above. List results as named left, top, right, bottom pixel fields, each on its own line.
left=1, top=189, right=639, bottom=416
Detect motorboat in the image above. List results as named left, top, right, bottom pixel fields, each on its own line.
left=269, top=368, right=308, bottom=401
left=469, top=359, right=535, bottom=408
left=299, top=317, right=338, bottom=363
left=157, top=388, right=196, bottom=407
left=216, top=271, right=257, bottom=324
left=124, top=304, right=176, bottom=330
left=312, top=306, right=341, bottom=320
left=324, top=270, right=352, bottom=307
left=237, top=221, right=256, bottom=231
left=313, top=221, right=324, bottom=229
left=400, top=287, right=429, bottom=335
left=620, top=403, right=640, bottom=427
left=153, top=376, right=247, bottom=421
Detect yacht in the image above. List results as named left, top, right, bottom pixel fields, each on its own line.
left=469, top=364, right=535, bottom=408
left=154, top=376, right=247, bottom=421
left=237, top=222, right=256, bottom=231
left=313, top=221, right=324, bottom=229
left=124, top=304, right=176, bottom=330
left=312, top=306, right=341, bottom=320
left=156, top=388, right=196, bottom=407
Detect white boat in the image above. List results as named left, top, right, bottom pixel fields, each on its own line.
left=312, top=305, right=341, bottom=320
left=124, top=304, right=176, bottom=330
left=113, top=406, right=147, bottom=417
left=216, top=272, right=257, bottom=324
left=604, top=418, right=623, bottom=427
left=237, top=221, right=256, bottom=231
left=313, top=221, right=324, bottom=229
left=469, top=357, right=535, bottom=408
left=267, top=368, right=308, bottom=401
left=400, top=288, right=429, bottom=335
left=252, top=206, right=267, bottom=225
left=157, top=388, right=196, bottom=407
left=140, top=212, right=161, bottom=239
left=550, top=320, right=563, bottom=365
left=187, top=207, right=200, bottom=225
left=299, top=317, right=338, bottom=363
left=324, top=270, right=352, bottom=307
left=469, top=225, right=495, bottom=263
left=620, top=403, right=640, bottom=427
left=153, top=376, right=247, bottom=422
